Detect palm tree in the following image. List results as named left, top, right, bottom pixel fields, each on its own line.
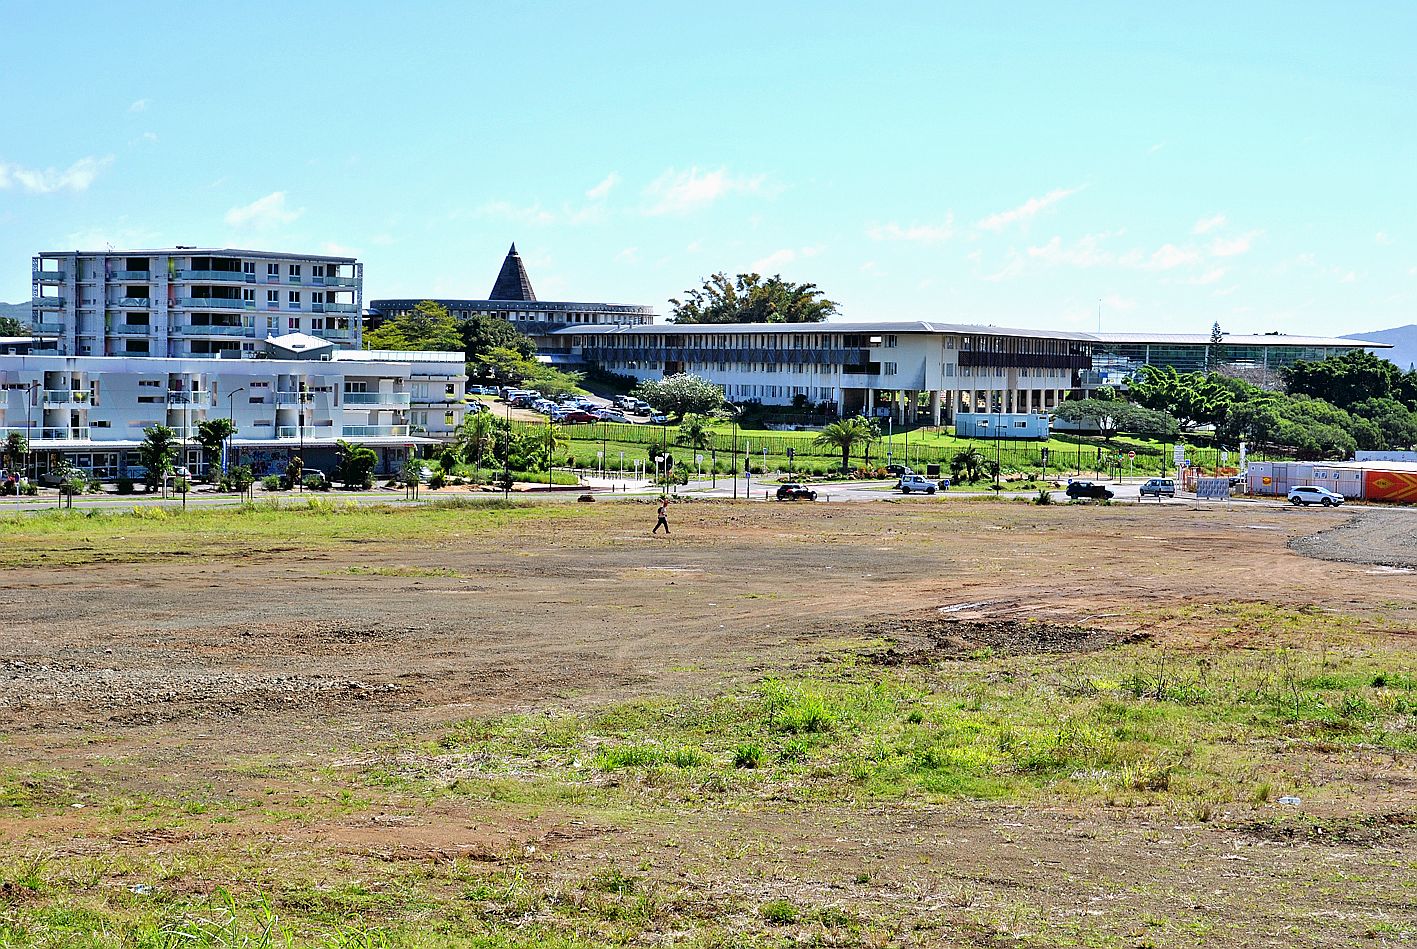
left=676, top=414, right=712, bottom=450
left=2, top=432, right=27, bottom=473
left=853, top=417, right=882, bottom=466
left=456, top=411, right=496, bottom=479
left=951, top=446, right=987, bottom=483
left=814, top=420, right=862, bottom=473
left=194, top=418, right=235, bottom=481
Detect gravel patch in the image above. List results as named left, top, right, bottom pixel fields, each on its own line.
left=1290, top=509, right=1417, bottom=569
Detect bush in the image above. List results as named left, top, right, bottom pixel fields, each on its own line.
left=116, top=477, right=135, bottom=495
left=732, top=743, right=764, bottom=769
left=1034, top=489, right=1053, bottom=505
left=760, top=900, right=799, bottom=925
left=172, top=477, right=189, bottom=495
left=428, top=471, right=447, bottom=490
left=303, top=475, right=329, bottom=492
left=261, top=475, right=282, bottom=492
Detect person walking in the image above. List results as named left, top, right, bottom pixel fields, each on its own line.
left=652, top=497, right=670, bottom=535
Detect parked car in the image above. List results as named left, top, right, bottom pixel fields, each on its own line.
left=886, top=464, right=913, bottom=477
left=775, top=482, right=818, bottom=501
left=597, top=410, right=630, bottom=423
left=899, top=474, right=937, bottom=495
left=649, top=414, right=669, bottom=425
left=1288, top=485, right=1344, bottom=507
left=1065, top=480, right=1114, bottom=500
left=1139, top=477, right=1176, bottom=498
left=562, top=410, right=599, bottom=424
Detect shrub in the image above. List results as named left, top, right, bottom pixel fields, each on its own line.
left=732, top=743, right=763, bottom=769
left=760, top=900, right=799, bottom=925
left=595, top=744, right=663, bottom=770
left=172, top=477, right=189, bottom=495
left=261, top=475, right=282, bottom=492
left=303, top=475, right=329, bottom=492
left=1033, top=489, right=1053, bottom=505
left=428, top=471, right=447, bottom=490
left=666, top=747, right=704, bottom=768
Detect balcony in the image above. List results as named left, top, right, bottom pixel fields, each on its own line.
left=178, top=297, right=246, bottom=309
left=341, top=425, right=410, bottom=438
left=275, top=425, right=334, bottom=439
left=33, top=269, right=65, bottom=282
left=176, top=269, right=245, bottom=282
left=110, top=324, right=150, bottom=336
left=323, top=302, right=358, bottom=314
left=165, top=390, right=212, bottom=405
left=0, top=426, right=91, bottom=442
left=320, top=275, right=358, bottom=288
left=182, top=324, right=252, bottom=336
left=111, top=270, right=150, bottom=280
left=116, top=297, right=152, bottom=308
left=273, top=391, right=313, bottom=405
left=42, top=389, right=90, bottom=405
left=322, top=327, right=355, bottom=340
left=343, top=392, right=412, bottom=407
left=33, top=297, right=65, bottom=309
left=33, top=322, right=63, bottom=334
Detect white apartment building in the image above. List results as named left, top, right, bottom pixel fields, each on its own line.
left=0, top=336, right=464, bottom=480
left=546, top=321, right=1093, bottom=424
left=31, top=247, right=363, bottom=358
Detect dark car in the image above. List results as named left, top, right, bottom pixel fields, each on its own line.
left=775, top=482, right=818, bottom=501
left=1065, top=480, right=1114, bottom=501
left=885, top=464, right=913, bottom=477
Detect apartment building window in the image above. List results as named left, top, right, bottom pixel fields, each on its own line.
left=882, top=362, right=898, bottom=375
left=444, top=411, right=455, bottom=426
left=267, top=290, right=279, bottom=306
left=945, top=363, right=955, bottom=377
left=139, top=379, right=162, bottom=387
left=312, top=265, right=325, bottom=278
left=243, top=262, right=255, bottom=276
left=345, top=381, right=367, bottom=393
left=289, top=264, right=302, bottom=279
left=267, top=263, right=279, bottom=278
left=242, top=289, right=255, bottom=302
left=946, top=337, right=956, bottom=349
left=288, top=291, right=301, bottom=306
left=287, top=318, right=299, bottom=332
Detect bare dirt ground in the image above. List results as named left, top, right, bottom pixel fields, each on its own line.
left=1290, top=506, right=1417, bottom=570
left=1, top=500, right=1415, bottom=945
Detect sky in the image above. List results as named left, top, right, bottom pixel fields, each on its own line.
left=1, top=1, right=1414, bottom=337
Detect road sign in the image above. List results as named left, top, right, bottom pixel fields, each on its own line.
left=1221, top=450, right=1230, bottom=463
left=1197, top=477, right=1230, bottom=500
left=1173, top=444, right=1185, bottom=467
left=695, top=454, right=703, bottom=464
left=1127, top=451, right=1136, bottom=459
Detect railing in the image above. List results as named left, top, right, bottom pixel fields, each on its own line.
left=165, top=390, right=212, bottom=404
left=41, top=389, right=90, bottom=405
left=32, top=297, right=64, bottom=309
left=275, top=426, right=334, bottom=439
left=110, top=324, right=150, bottom=335
left=273, top=391, right=313, bottom=405
left=116, top=297, right=151, bottom=308
left=0, top=426, right=91, bottom=441
left=111, top=270, right=150, bottom=280
left=33, top=322, right=63, bottom=334
left=341, top=425, right=410, bottom=437
left=178, top=297, right=246, bottom=309
left=33, top=270, right=65, bottom=282
left=176, top=270, right=245, bottom=282
left=314, top=275, right=359, bottom=287
left=181, top=324, right=252, bottom=335
left=323, top=302, right=358, bottom=313
left=343, top=392, right=411, bottom=407
left=322, top=328, right=355, bottom=339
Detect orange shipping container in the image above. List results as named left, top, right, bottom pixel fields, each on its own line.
left=1363, top=469, right=1417, bottom=502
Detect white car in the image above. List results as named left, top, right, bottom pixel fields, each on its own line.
left=899, top=474, right=937, bottom=495
left=1287, top=485, right=1343, bottom=507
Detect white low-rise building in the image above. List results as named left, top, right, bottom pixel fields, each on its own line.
left=0, top=334, right=464, bottom=480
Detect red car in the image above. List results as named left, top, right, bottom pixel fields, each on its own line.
left=561, top=410, right=599, bottom=424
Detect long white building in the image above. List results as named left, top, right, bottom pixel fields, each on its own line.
left=0, top=334, right=464, bottom=480
left=32, top=247, right=363, bottom=358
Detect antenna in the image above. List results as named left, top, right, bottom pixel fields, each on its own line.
left=1097, top=298, right=1102, bottom=333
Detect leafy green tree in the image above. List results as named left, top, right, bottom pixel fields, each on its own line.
left=194, top=418, right=235, bottom=480
left=814, top=419, right=864, bottom=473
left=1281, top=350, right=1405, bottom=410
left=633, top=373, right=725, bottom=420
left=477, top=346, right=585, bottom=397
left=3, top=432, right=27, bottom=472
left=675, top=414, right=713, bottom=450
left=460, top=313, right=535, bottom=366
left=1127, top=365, right=1232, bottom=430
left=950, top=446, right=987, bottom=482
left=285, top=455, right=304, bottom=489
left=364, top=300, right=463, bottom=351
left=853, top=416, right=882, bottom=465
left=138, top=425, right=179, bottom=492
left=334, top=440, right=378, bottom=489
left=1350, top=397, right=1417, bottom=450
left=1055, top=399, right=1179, bottom=438
left=0, top=316, right=26, bottom=336
left=669, top=272, right=839, bottom=324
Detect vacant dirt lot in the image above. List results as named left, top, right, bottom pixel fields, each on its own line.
left=1, top=500, right=1414, bottom=946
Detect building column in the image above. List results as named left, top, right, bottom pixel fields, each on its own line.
left=897, top=389, right=907, bottom=423
left=865, top=388, right=874, bottom=417
left=930, top=390, right=941, bottom=426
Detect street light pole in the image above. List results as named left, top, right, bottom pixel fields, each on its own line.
left=298, top=383, right=307, bottom=493
left=25, top=381, right=37, bottom=486
left=226, top=386, right=245, bottom=476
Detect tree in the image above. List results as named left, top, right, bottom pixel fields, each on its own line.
left=814, top=420, right=863, bottom=473
left=1054, top=399, right=1179, bottom=438
left=334, top=440, right=378, bottom=489
left=456, top=411, right=498, bottom=476
left=0, top=316, right=26, bottom=336
left=1281, top=350, right=1404, bottom=410
left=461, top=313, right=535, bottom=366
left=477, top=346, right=586, bottom=397
left=194, top=418, right=235, bottom=480
left=676, top=414, right=712, bottom=450
left=950, top=446, right=987, bottom=482
left=138, top=424, right=179, bottom=493
left=2, top=432, right=27, bottom=472
left=364, top=300, right=463, bottom=351
left=669, top=272, right=839, bottom=324
left=633, top=373, right=725, bottom=419
left=1127, top=365, right=1232, bottom=430
left=853, top=416, right=881, bottom=465
left=1351, top=398, right=1417, bottom=450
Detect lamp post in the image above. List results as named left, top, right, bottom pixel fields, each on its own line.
left=297, top=382, right=308, bottom=493
left=226, top=386, right=245, bottom=475
left=725, top=402, right=741, bottom=500
left=503, top=398, right=511, bottom=500
left=993, top=397, right=1002, bottom=492
left=167, top=390, right=190, bottom=510
left=24, top=381, right=37, bottom=486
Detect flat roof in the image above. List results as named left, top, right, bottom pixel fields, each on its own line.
left=1253, top=460, right=1417, bottom=472
left=550, top=320, right=1096, bottom=341
left=334, top=349, right=464, bottom=363
left=1094, top=333, right=1388, bottom=348
left=370, top=298, right=655, bottom=313
left=37, top=247, right=357, bottom=263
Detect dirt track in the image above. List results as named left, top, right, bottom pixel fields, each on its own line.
left=1290, top=507, right=1417, bottom=569
left=2, top=501, right=1415, bottom=945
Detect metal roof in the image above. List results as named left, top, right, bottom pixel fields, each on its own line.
left=548, top=320, right=1096, bottom=341
left=488, top=243, right=536, bottom=301
left=1094, top=333, right=1387, bottom=348
left=36, top=247, right=358, bottom=263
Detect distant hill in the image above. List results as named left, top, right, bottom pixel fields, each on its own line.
left=1345, top=324, right=1417, bottom=371
left=0, top=301, right=31, bottom=326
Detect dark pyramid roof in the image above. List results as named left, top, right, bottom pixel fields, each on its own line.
left=488, top=242, right=537, bottom=301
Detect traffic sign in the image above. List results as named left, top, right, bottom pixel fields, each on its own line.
left=1127, top=451, right=1136, bottom=459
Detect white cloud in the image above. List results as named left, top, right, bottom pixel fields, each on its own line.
left=128, top=99, right=149, bottom=113
left=1101, top=292, right=1136, bottom=312
left=322, top=241, right=358, bottom=256
left=860, top=260, right=883, bottom=277
left=1146, top=243, right=1201, bottom=270
left=866, top=215, right=955, bottom=243
left=0, top=155, right=113, bottom=194
left=1209, top=230, right=1260, bottom=257
left=1026, top=232, right=1116, bottom=268
left=615, top=247, right=640, bottom=264
left=751, top=245, right=822, bottom=273
left=224, top=191, right=303, bottom=228
left=1187, top=267, right=1228, bottom=286
left=475, top=200, right=554, bottom=225
left=976, top=186, right=1083, bottom=232
left=586, top=172, right=620, bottom=201
left=1376, top=231, right=1394, bottom=246
left=1148, top=141, right=1166, bottom=154
left=643, top=166, right=767, bottom=215
left=1192, top=213, right=1227, bottom=235
left=981, top=253, right=1027, bottom=282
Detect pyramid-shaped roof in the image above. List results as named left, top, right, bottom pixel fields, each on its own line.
left=488, top=243, right=537, bottom=301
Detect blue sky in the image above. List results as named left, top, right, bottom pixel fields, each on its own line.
left=2, top=2, right=1414, bottom=336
